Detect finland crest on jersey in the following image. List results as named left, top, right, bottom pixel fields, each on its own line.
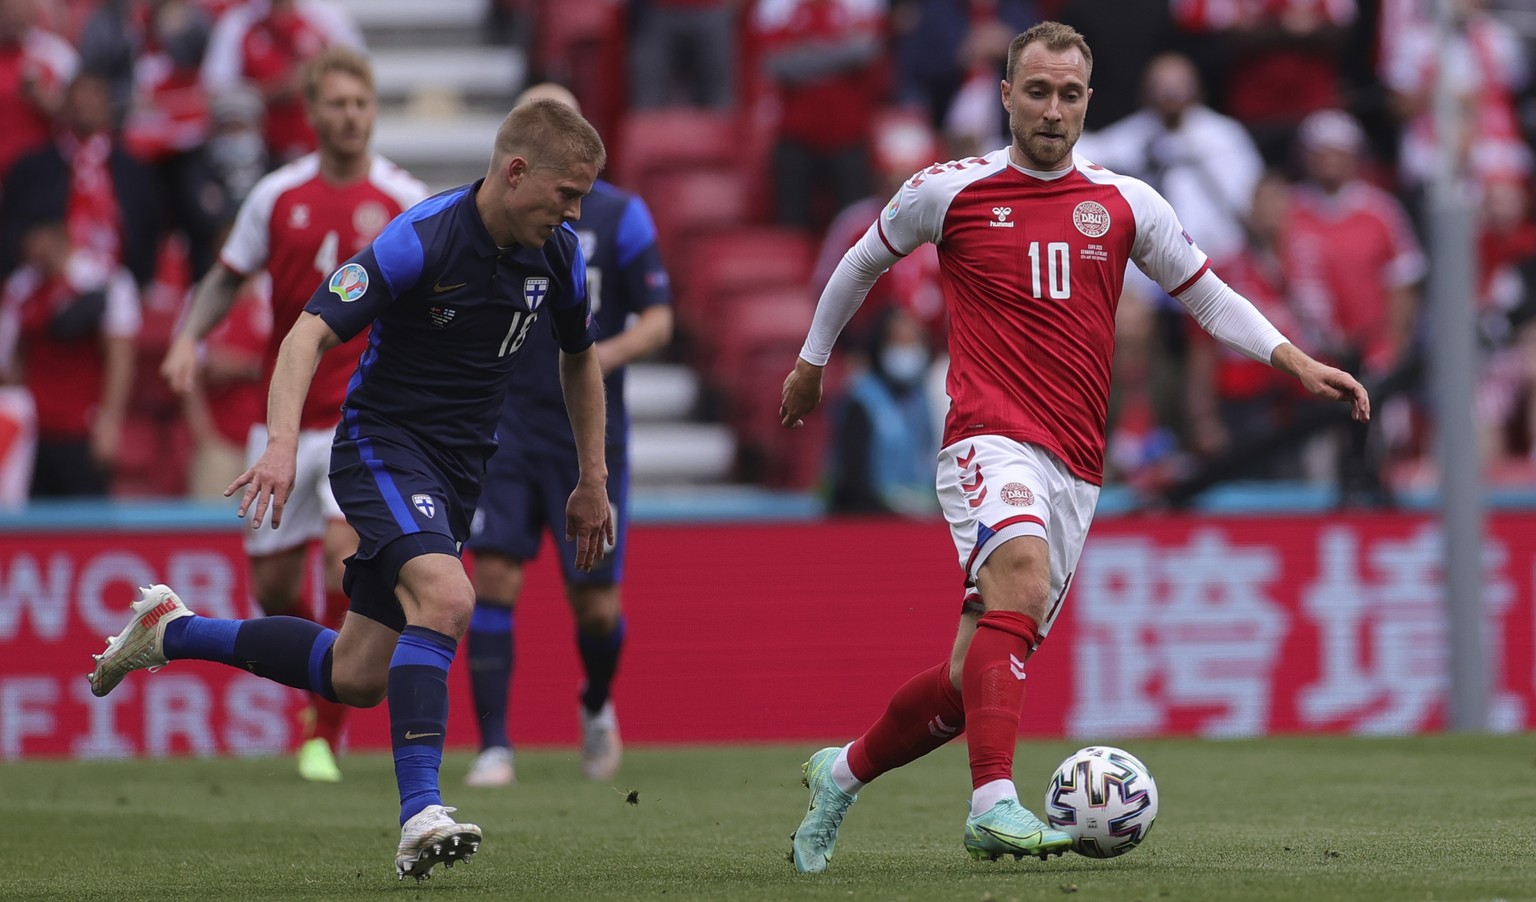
left=524, top=277, right=549, bottom=311
left=412, top=493, right=436, bottom=518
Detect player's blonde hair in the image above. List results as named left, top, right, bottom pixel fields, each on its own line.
left=1006, top=21, right=1094, bottom=84
left=491, top=98, right=606, bottom=174
left=303, top=45, right=375, bottom=103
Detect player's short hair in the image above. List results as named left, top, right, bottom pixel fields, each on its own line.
left=493, top=98, right=607, bottom=173
left=1006, top=21, right=1094, bottom=85
left=303, top=45, right=375, bottom=104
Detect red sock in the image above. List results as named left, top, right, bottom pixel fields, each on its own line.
left=308, top=589, right=350, bottom=746
left=962, top=611, right=1039, bottom=790
left=846, top=661, right=966, bottom=784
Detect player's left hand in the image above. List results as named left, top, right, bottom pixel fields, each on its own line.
left=780, top=358, right=825, bottom=429
left=1298, top=361, right=1371, bottom=423
left=566, top=480, right=613, bottom=572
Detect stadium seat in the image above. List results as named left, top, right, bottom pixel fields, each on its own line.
left=644, top=167, right=753, bottom=265
left=677, top=227, right=817, bottom=326
left=615, top=107, right=742, bottom=191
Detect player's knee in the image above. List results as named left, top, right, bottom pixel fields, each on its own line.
left=572, top=602, right=618, bottom=636
left=415, top=585, right=476, bottom=640
left=330, top=668, right=386, bottom=708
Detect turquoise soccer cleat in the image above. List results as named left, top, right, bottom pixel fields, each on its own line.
left=790, top=747, right=858, bottom=874
left=964, top=798, right=1073, bottom=861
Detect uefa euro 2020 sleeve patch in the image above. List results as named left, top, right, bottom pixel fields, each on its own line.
left=329, top=262, right=369, bottom=302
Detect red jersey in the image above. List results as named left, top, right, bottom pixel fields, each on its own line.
left=202, top=0, right=364, bottom=162
left=0, top=28, right=77, bottom=179
left=1284, top=181, right=1423, bottom=365
left=752, top=0, right=886, bottom=151
left=217, top=153, right=427, bottom=430
left=0, top=253, right=141, bottom=440
left=873, top=150, right=1210, bottom=484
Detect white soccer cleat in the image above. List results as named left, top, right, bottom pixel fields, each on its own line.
left=395, top=805, right=482, bottom=881
left=580, top=701, right=623, bottom=781
left=87, top=585, right=194, bottom=698
left=464, top=746, right=515, bottom=787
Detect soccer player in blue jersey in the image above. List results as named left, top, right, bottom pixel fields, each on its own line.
left=87, top=98, right=613, bottom=882
left=463, top=84, right=673, bottom=789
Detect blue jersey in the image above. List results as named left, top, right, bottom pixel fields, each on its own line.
left=304, top=181, right=597, bottom=489
left=496, top=180, right=671, bottom=459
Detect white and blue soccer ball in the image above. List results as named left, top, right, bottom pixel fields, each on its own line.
left=1043, top=745, right=1159, bottom=858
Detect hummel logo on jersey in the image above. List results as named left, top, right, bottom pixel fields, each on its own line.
left=990, top=206, right=1015, bottom=228
left=524, top=277, right=550, bottom=311
left=1009, top=653, right=1028, bottom=680
left=412, top=494, right=436, bottom=518
left=432, top=280, right=467, bottom=294
left=403, top=731, right=441, bottom=740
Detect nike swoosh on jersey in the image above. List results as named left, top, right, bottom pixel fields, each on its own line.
left=432, top=280, right=468, bottom=293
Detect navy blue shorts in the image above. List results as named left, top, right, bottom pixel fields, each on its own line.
left=468, top=444, right=629, bottom=584
left=329, top=435, right=479, bottom=632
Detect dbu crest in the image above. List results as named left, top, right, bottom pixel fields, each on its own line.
left=412, top=494, right=436, bottom=518
left=524, top=277, right=550, bottom=312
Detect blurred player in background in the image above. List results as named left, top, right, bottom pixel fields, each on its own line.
left=93, top=97, right=611, bottom=882
left=161, top=45, right=427, bottom=782
left=779, top=21, right=1371, bottom=872
left=463, top=83, right=673, bottom=788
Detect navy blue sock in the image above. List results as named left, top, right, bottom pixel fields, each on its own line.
left=466, top=602, right=514, bottom=750
left=390, top=625, right=457, bottom=825
left=163, top=615, right=337, bottom=701
left=578, top=614, right=626, bottom=714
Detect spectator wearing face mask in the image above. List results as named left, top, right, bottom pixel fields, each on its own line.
left=827, top=306, right=939, bottom=516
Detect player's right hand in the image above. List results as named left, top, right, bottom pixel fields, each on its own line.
left=780, top=358, right=825, bottom=429
left=161, top=335, right=199, bottom=395
left=227, top=443, right=296, bottom=529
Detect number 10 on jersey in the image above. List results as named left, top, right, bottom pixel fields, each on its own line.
left=1027, top=241, right=1071, bottom=300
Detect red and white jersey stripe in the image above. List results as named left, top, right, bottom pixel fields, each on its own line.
left=876, top=148, right=1210, bottom=484
left=219, top=153, right=427, bottom=429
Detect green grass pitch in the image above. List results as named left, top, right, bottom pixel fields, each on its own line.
left=2, top=734, right=1533, bottom=901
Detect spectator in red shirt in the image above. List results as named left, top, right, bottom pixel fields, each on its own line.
left=1285, top=108, right=1424, bottom=502
left=1475, top=175, right=1536, bottom=466
left=79, top=0, right=230, bottom=278
left=0, top=0, right=78, bottom=181
left=0, top=72, right=163, bottom=286
left=753, top=0, right=888, bottom=231
left=1172, top=0, right=1356, bottom=167
left=202, top=0, right=363, bottom=165
left=1186, top=171, right=1311, bottom=476
left=0, top=221, right=140, bottom=497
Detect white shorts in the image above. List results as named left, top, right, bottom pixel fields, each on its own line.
left=243, top=423, right=344, bottom=557
left=936, top=436, right=1099, bottom=639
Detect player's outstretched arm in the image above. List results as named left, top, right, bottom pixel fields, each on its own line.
left=162, top=263, right=248, bottom=395
left=228, top=312, right=341, bottom=528
left=1270, top=342, right=1371, bottom=423
left=560, top=345, right=613, bottom=571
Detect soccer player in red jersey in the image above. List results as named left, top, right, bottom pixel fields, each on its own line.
left=161, top=45, right=426, bottom=782
left=779, top=21, right=1371, bottom=871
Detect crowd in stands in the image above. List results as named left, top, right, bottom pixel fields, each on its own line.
left=1, top=0, right=1534, bottom=512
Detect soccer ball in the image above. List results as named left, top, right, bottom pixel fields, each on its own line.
left=1043, top=745, right=1158, bottom=858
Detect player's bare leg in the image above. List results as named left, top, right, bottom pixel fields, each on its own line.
left=961, top=537, right=1070, bottom=861
left=465, top=552, right=522, bottom=787
left=293, top=518, right=359, bottom=781
left=392, top=553, right=482, bottom=880
left=569, top=582, right=624, bottom=780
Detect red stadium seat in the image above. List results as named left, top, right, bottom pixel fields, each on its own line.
left=643, top=167, right=753, bottom=265
left=615, top=108, right=742, bottom=191
left=677, top=227, right=817, bottom=325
